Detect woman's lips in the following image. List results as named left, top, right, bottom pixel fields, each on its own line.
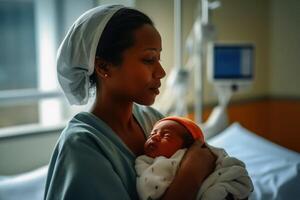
left=150, top=88, right=160, bottom=94
left=149, top=82, right=161, bottom=95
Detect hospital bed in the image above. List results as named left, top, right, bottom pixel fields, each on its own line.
left=0, top=122, right=299, bottom=200
left=208, top=123, right=300, bottom=200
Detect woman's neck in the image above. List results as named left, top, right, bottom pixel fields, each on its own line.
left=91, top=95, right=135, bottom=133
left=91, top=92, right=146, bottom=156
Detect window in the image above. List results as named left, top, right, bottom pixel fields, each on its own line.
left=0, top=1, right=37, bottom=91
left=0, top=0, right=40, bottom=128
left=0, top=0, right=135, bottom=136
left=0, top=0, right=65, bottom=132
left=0, top=0, right=98, bottom=135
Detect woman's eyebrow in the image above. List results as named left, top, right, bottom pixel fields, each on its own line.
left=143, top=48, right=162, bottom=52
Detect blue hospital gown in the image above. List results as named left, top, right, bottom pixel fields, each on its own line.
left=44, top=104, right=163, bottom=200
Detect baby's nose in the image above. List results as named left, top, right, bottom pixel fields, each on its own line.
left=152, top=134, right=161, bottom=142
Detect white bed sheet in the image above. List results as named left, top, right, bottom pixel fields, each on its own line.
left=207, top=123, right=300, bottom=200
left=0, top=165, right=47, bottom=200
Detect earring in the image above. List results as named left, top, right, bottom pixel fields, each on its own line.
left=104, top=74, right=108, bottom=78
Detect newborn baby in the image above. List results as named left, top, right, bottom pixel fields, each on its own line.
left=135, top=116, right=253, bottom=200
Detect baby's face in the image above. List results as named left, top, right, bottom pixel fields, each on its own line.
left=144, top=120, right=187, bottom=158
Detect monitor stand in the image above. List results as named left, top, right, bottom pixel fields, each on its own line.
left=200, top=84, right=234, bottom=139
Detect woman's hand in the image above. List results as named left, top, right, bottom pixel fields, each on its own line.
left=161, top=141, right=216, bottom=200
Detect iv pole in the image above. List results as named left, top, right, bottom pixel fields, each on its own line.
left=157, top=0, right=227, bottom=138
left=168, top=0, right=189, bottom=116
left=174, top=0, right=182, bottom=71
left=194, top=0, right=220, bottom=124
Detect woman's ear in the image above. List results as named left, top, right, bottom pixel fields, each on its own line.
left=94, top=57, right=110, bottom=78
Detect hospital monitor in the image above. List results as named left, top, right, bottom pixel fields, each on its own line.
left=208, top=43, right=254, bottom=90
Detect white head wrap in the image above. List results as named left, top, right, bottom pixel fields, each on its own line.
left=57, top=5, right=124, bottom=105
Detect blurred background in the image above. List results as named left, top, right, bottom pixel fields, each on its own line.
left=0, top=0, right=299, bottom=175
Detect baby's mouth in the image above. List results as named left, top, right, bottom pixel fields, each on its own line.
left=146, top=141, right=157, bottom=151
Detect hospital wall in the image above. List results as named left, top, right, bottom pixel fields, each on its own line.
left=138, top=0, right=270, bottom=102
left=208, top=0, right=300, bottom=152
left=208, top=0, right=270, bottom=101
left=140, top=0, right=300, bottom=100
left=269, top=0, right=300, bottom=96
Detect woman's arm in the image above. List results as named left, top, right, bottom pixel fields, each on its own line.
left=161, top=141, right=216, bottom=200
left=45, top=133, right=133, bottom=200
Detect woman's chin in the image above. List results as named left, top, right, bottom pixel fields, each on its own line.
left=135, top=96, right=156, bottom=106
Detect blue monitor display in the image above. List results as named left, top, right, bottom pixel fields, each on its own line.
left=213, top=45, right=254, bottom=80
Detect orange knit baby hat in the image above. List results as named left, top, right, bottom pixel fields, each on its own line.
left=158, top=116, right=205, bottom=143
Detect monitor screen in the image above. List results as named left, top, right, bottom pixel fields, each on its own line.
left=212, top=44, right=254, bottom=80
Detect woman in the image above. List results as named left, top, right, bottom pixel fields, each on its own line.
left=44, top=5, right=216, bottom=200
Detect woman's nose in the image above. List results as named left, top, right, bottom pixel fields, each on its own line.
left=154, top=62, right=166, bottom=79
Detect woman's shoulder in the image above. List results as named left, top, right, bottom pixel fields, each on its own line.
left=57, top=112, right=134, bottom=156
left=57, top=112, right=113, bottom=149
left=61, top=112, right=97, bottom=135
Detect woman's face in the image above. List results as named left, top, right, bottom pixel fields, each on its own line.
left=106, top=24, right=166, bottom=105
left=144, top=120, right=187, bottom=158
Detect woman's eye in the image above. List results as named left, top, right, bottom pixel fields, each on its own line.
left=143, top=58, right=156, bottom=64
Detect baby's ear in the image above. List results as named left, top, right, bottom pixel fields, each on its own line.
left=94, top=57, right=110, bottom=78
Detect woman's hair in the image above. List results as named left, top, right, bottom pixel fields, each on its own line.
left=90, top=8, right=154, bottom=86
left=96, top=8, right=153, bottom=65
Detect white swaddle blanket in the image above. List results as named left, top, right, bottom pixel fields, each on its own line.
left=135, top=144, right=253, bottom=200
left=135, top=149, right=186, bottom=200
left=197, top=144, right=254, bottom=200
